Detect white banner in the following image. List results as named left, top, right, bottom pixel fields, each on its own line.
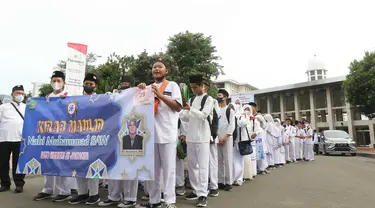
left=64, top=43, right=88, bottom=96
left=231, top=92, right=254, bottom=104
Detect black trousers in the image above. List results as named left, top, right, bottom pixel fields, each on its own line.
left=314, top=144, right=319, bottom=155
left=0, top=142, right=25, bottom=188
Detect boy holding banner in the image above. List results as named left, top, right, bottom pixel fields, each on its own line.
left=138, top=58, right=182, bottom=208
left=34, top=71, right=77, bottom=202
left=70, top=73, right=101, bottom=205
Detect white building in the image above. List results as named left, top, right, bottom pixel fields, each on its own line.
left=213, top=78, right=258, bottom=96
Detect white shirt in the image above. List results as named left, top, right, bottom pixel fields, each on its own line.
left=218, top=106, right=235, bottom=138
left=313, top=133, right=319, bottom=144
left=48, top=91, right=68, bottom=98
left=296, top=128, right=306, bottom=143
left=154, top=81, right=182, bottom=143
left=0, top=101, right=26, bottom=142
left=182, top=94, right=213, bottom=143
left=178, top=111, right=189, bottom=137
left=304, top=128, right=314, bottom=144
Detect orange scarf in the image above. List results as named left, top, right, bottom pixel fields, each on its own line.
left=154, top=80, right=169, bottom=115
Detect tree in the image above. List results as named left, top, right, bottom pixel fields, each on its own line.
left=38, top=84, right=53, bottom=97
left=342, top=51, right=375, bottom=119
left=128, top=50, right=153, bottom=85
left=92, top=53, right=134, bottom=93
left=166, top=31, right=224, bottom=85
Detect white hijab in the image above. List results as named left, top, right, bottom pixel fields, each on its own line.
left=232, top=98, right=243, bottom=116
left=264, top=114, right=279, bottom=137
left=273, top=118, right=283, bottom=137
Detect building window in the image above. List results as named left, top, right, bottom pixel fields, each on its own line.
left=323, top=70, right=326, bottom=75
left=311, top=76, right=316, bottom=81
left=216, top=83, right=225, bottom=88
left=317, top=70, right=322, bottom=75
left=317, top=76, right=323, bottom=79
left=310, top=71, right=315, bottom=76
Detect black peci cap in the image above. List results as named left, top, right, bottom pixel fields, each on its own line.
left=84, top=73, right=99, bottom=84
left=51, top=70, right=65, bottom=81
left=189, top=74, right=203, bottom=84
left=249, top=102, right=257, bottom=107
left=12, top=85, right=24, bottom=93
left=218, top=89, right=229, bottom=97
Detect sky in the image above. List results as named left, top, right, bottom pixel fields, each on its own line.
left=1, top=0, right=375, bottom=95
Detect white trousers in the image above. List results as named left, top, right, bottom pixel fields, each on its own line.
left=233, top=147, right=245, bottom=183
left=107, top=180, right=138, bottom=202
left=209, top=143, right=218, bottom=190
left=257, top=157, right=268, bottom=172
left=303, top=143, right=314, bottom=161
left=251, top=144, right=257, bottom=177
left=284, top=144, right=290, bottom=162
left=187, top=142, right=210, bottom=197
left=218, top=139, right=233, bottom=185
left=266, top=149, right=274, bottom=167
left=243, top=155, right=252, bottom=180
left=295, top=138, right=302, bottom=159
left=289, top=139, right=296, bottom=162
left=76, top=178, right=99, bottom=196
left=274, top=148, right=281, bottom=164
left=146, top=142, right=176, bottom=204
left=42, top=176, right=76, bottom=195
left=300, top=140, right=305, bottom=158
left=176, top=157, right=185, bottom=187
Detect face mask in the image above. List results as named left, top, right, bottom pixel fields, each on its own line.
left=14, top=95, right=24, bottom=103
left=51, top=82, right=63, bottom=91
left=84, top=86, right=95, bottom=94
left=244, top=110, right=250, bottom=115
left=216, top=97, right=224, bottom=103
left=305, top=124, right=309, bottom=128
left=120, top=86, right=130, bottom=90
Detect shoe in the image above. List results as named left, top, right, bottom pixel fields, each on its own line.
left=69, top=194, right=89, bottom=204
left=52, top=195, right=72, bottom=202
left=176, top=186, right=186, bottom=196
left=99, top=199, right=121, bottom=207
left=232, top=181, right=242, bottom=186
left=71, top=189, right=78, bottom=195
left=86, top=194, right=100, bottom=205
left=265, top=170, right=271, bottom=174
left=139, top=202, right=162, bottom=208
left=161, top=192, right=165, bottom=203
left=141, top=194, right=149, bottom=201
left=208, top=189, right=219, bottom=197
left=118, top=201, right=136, bottom=208
left=34, top=192, right=53, bottom=201
left=196, top=196, right=207, bottom=207
left=224, top=184, right=233, bottom=192
left=218, top=183, right=225, bottom=190
left=0, top=186, right=10, bottom=192
left=163, top=204, right=177, bottom=208
left=185, top=192, right=198, bottom=201
left=14, top=186, right=23, bottom=193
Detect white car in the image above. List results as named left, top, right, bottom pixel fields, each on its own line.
left=318, top=130, right=357, bottom=156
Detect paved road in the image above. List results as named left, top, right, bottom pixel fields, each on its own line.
left=1, top=155, right=375, bottom=208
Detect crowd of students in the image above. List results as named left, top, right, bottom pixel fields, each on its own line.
left=0, top=58, right=316, bottom=208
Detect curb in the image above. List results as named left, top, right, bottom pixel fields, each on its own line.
left=357, top=153, right=375, bottom=159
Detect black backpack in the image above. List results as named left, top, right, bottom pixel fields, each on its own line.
left=225, top=106, right=238, bottom=142
left=190, top=95, right=219, bottom=139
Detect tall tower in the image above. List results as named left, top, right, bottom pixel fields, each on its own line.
left=306, top=54, right=327, bottom=81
